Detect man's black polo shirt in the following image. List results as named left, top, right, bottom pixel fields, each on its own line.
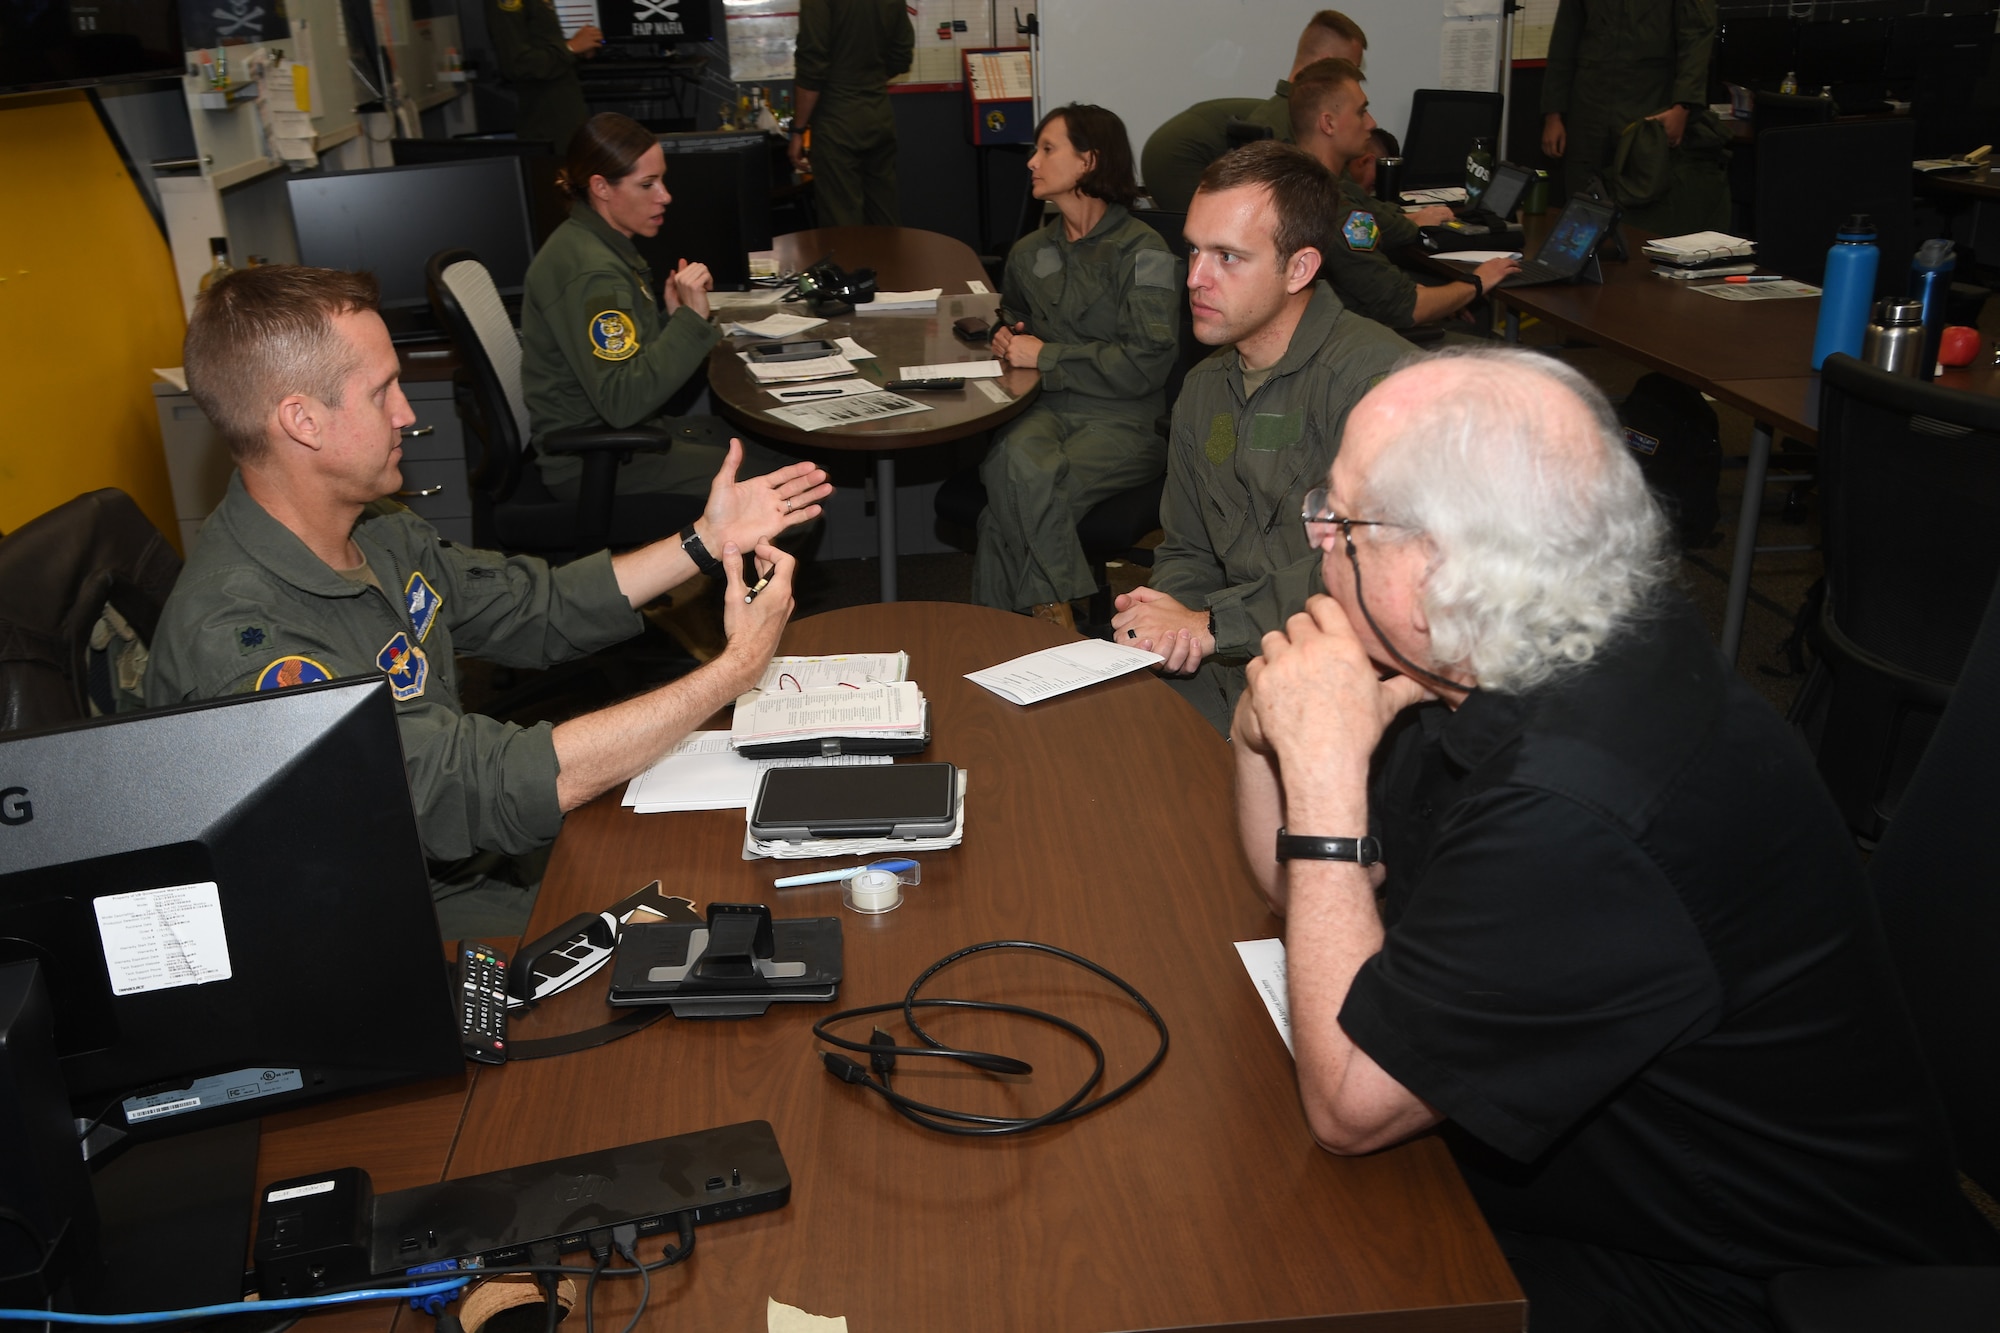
left=1339, top=598, right=1996, bottom=1276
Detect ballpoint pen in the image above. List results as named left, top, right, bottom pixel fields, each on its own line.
left=776, top=388, right=843, bottom=398
left=774, top=858, right=918, bottom=888
left=1723, top=274, right=1785, bottom=283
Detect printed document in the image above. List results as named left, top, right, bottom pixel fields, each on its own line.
left=965, top=639, right=1161, bottom=704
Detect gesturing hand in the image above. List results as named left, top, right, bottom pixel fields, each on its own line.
left=700, top=439, right=831, bottom=555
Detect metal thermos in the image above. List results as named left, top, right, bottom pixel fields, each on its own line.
left=1375, top=155, right=1404, bottom=203
left=1862, top=299, right=1926, bottom=377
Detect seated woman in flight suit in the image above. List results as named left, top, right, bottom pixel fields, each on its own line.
left=971, top=103, right=1180, bottom=631
left=520, top=112, right=793, bottom=503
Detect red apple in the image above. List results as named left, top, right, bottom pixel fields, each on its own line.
left=1938, top=325, right=1981, bottom=367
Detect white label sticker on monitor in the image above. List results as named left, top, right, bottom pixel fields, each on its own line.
left=122, top=1067, right=303, bottom=1124
left=268, top=1178, right=338, bottom=1203
left=92, top=881, right=232, bottom=995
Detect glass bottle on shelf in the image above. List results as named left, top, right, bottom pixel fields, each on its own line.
left=198, top=237, right=233, bottom=293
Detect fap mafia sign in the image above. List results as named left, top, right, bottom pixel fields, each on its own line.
left=600, top=0, right=711, bottom=42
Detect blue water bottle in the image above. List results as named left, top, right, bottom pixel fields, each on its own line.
left=1811, top=214, right=1879, bottom=371
left=1911, top=239, right=1955, bottom=381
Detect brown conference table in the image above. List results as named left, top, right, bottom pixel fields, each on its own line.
left=709, top=227, right=1041, bottom=602
left=278, top=602, right=1520, bottom=1333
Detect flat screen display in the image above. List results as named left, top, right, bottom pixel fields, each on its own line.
left=0, top=0, right=185, bottom=93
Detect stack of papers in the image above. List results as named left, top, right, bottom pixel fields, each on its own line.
left=856, top=288, right=943, bottom=313
left=898, top=359, right=1004, bottom=379
left=965, top=639, right=1162, bottom=705
left=744, top=771, right=968, bottom=860
left=766, top=391, right=931, bottom=432
left=724, top=311, right=826, bottom=338
left=620, top=732, right=889, bottom=814
left=1643, top=232, right=1757, bottom=267
left=742, top=352, right=856, bottom=384
left=739, top=652, right=909, bottom=706
left=732, top=679, right=929, bottom=752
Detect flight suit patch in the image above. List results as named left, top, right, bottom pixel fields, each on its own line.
left=1134, top=249, right=1175, bottom=289
left=589, top=310, right=641, bottom=361
left=1032, top=244, right=1063, bottom=279
left=1342, top=211, right=1380, bottom=252
left=236, top=625, right=270, bottom=656
left=1247, top=410, right=1304, bottom=452
left=376, top=633, right=429, bottom=701
left=404, top=571, right=443, bottom=643
left=255, top=656, right=332, bottom=691
left=1204, top=413, right=1237, bottom=466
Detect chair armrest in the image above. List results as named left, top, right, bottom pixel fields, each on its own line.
left=540, top=426, right=676, bottom=455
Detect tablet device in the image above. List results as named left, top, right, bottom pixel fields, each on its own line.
left=746, top=339, right=841, bottom=362
left=748, top=763, right=958, bottom=841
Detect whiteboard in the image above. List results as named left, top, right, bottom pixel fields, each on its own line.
left=1037, top=0, right=1501, bottom=182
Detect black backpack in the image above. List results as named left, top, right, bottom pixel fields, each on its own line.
left=1618, top=372, right=1720, bottom=547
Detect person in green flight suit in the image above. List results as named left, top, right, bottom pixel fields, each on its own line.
left=971, top=104, right=1180, bottom=632
left=1290, top=60, right=1517, bottom=331
left=1139, top=8, right=1368, bottom=213
left=485, top=0, right=601, bottom=152
left=521, top=113, right=796, bottom=504
left=789, top=0, right=915, bottom=227
left=1540, top=0, right=1728, bottom=233
left=148, top=265, right=830, bottom=935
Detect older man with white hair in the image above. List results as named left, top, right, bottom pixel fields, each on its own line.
left=1233, top=348, right=1997, bottom=1331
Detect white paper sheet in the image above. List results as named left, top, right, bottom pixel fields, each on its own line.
left=93, top=882, right=232, bottom=995
left=621, top=731, right=889, bottom=813
left=732, top=680, right=927, bottom=744
left=974, top=380, right=1012, bottom=404
left=725, top=311, right=827, bottom=338
left=834, top=336, right=877, bottom=360
left=744, top=652, right=909, bottom=701
left=1693, top=279, right=1821, bottom=301
left=855, top=288, right=943, bottom=312
left=1433, top=249, right=1523, bottom=265
left=1235, top=939, right=1294, bottom=1055
left=742, top=353, right=857, bottom=384
left=766, top=391, right=931, bottom=431
left=964, top=638, right=1162, bottom=705
left=765, top=378, right=883, bottom=402
left=898, top=359, right=1004, bottom=379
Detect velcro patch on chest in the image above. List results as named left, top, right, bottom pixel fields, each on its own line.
left=1247, top=410, right=1305, bottom=452
left=1134, top=249, right=1175, bottom=289
left=1342, top=210, right=1380, bottom=252
left=405, top=571, right=443, bottom=643
left=1032, top=244, right=1063, bottom=279
left=1204, top=413, right=1237, bottom=466
left=589, top=310, right=641, bottom=361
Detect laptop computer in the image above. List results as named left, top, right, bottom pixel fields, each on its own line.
left=1420, top=161, right=1533, bottom=251
left=1497, top=193, right=1621, bottom=287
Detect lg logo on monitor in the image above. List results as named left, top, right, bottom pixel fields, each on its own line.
left=0, top=787, right=31, bottom=826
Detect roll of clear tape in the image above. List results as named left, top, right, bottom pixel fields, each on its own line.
left=844, top=868, right=903, bottom=914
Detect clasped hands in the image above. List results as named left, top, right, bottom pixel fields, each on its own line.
left=989, top=321, right=1044, bottom=370
left=1110, top=587, right=1214, bottom=675
left=661, top=258, right=713, bottom=319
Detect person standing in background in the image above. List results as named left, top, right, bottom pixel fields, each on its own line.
left=486, top=0, right=601, bottom=152
left=790, top=0, right=916, bottom=226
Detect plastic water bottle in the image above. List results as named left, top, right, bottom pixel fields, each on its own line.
left=1811, top=214, right=1879, bottom=371
left=1910, top=239, right=1956, bottom=381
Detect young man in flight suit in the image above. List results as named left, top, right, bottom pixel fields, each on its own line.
left=147, top=266, right=831, bottom=934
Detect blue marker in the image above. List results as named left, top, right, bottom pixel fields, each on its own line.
left=774, top=858, right=918, bottom=888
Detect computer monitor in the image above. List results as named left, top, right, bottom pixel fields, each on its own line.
left=0, top=676, right=460, bottom=1151
left=1400, top=89, right=1504, bottom=190
left=287, top=158, right=540, bottom=324
left=632, top=131, right=774, bottom=292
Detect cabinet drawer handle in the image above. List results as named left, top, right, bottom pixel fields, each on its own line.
left=397, top=484, right=445, bottom=498
left=401, top=425, right=436, bottom=438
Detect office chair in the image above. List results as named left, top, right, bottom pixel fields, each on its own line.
left=934, top=213, right=1198, bottom=625
left=0, top=489, right=181, bottom=732
left=1787, top=354, right=2000, bottom=842
left=1400, top=89, right=1503, bottom=190
left=424, top=248, right=712, bottom=561
left=1752, top=118, right=1915, bottom=298
left=1766, top=574, right=2000, bottom=1332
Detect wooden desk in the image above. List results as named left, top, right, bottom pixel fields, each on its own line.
left=710, top=227, right=1040, bottom=601
left=448, top=603, right=1524, bottom=1332
left=1710, top=354, right=2000, bottom=447
left=1496, top=223, right=1825, bottom=663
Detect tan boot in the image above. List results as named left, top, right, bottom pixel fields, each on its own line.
left=1030, top=601, right=1076, bottom=632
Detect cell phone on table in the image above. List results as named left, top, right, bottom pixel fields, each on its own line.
left=746, top=339, right=840, bottom=362
left=748, top=763, right=958, bottom=841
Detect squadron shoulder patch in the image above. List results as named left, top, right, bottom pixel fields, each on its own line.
left=1342, top=210, right=1380, bottom=252
left=497, top=0, right=521, bottom=11
left=589, top=310, right=640, bottom=361
left=376, top=633, right=429, bottom=701
left=255, top=656, right=332, bottom=691
left=404, top=571, right=442, bottom=643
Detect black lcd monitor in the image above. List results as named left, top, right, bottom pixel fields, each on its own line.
left=0, top=676, right=460, bottom=1153
left=632, top=130, right=774, bottom=292
left=1400, top=89, right=1504, bottom=190
left=0, top=0, right=185, bottom=93
left=287, top=157, right=540, bottom=326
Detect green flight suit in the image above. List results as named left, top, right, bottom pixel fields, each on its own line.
left=795, top=0, right=914, bottom=227
left=1140, top=81, right=1293, bottom=213
left=520, top=204, right=752, bottom=502
left=1542, top=0, right=1727, bottom=233
left=1324, top=172, right=1437, bottom=330
left=1150, top=282, right=1413, bottom=734
left=145, top=472, right=643, bottom=932
left=486, top=0, right=590, bottom=153
left=971, top=205, right=1180, bottom=612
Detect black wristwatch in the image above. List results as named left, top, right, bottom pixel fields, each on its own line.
left=678, top=524, right=723, bottom=578
left=1275, top=828, right=1382, bottom=865
left=1464, top=271, right=1485, bottom=300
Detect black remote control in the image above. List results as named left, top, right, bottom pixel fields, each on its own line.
left=457, top=941, right=510, bottom=1064
left=883, top=378, right=966, bottom=392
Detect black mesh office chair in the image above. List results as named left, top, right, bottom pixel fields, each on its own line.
left=1752, top=118, right=1915, bottom=297
left=0, top=489, right=180, bottom=733
left=424, top=248, right=714, bottom=560
left=1766, top=575, right=2000, bottom=1332
left=1787, top=354, right=2000, bottom=841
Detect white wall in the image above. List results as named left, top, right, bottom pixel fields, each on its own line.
left=1037, top=0, right=1498, bottom=177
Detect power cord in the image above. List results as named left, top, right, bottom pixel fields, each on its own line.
left=0, top=1276, right=472, bottom=1325
left=579, top=1215, right=694, bottom=1333
left=813, top=939, right=1170, bottom=1136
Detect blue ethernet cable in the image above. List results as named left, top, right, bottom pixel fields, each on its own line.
left=0, top=1275, right=472, bottom=1325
